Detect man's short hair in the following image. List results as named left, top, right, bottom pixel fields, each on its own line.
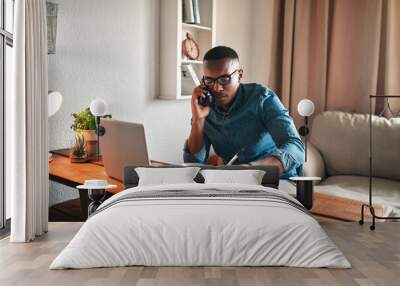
left=203, top=46, right=239, bottom=61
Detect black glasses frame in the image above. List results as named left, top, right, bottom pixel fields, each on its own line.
left=202, top=69, right=239, bottom=87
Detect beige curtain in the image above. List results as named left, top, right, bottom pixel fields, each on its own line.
left=9, top=0, right=49, bottom=242
left=268, top=0, right=400, bottom=127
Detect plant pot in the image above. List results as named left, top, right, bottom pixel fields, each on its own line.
left=76, top=129, right=97, bottom=157
left=70, top=153, right=89, bottom=163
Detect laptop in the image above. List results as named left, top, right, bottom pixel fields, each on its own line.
left=100, top=119, right=150, bottom=181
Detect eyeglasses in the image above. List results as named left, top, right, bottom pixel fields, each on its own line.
left=202, top=69, right=239, bottom=87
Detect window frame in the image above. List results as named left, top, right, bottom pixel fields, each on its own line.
left=0, top=0, right=13, bottom=230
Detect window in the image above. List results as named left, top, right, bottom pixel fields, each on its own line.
left=0, top=0, right=13, bottom=231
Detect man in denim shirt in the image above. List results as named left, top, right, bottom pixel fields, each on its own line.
left=183, top=46, right=304, bottom=178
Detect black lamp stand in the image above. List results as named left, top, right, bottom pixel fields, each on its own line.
left=359, top=95, right=400, bottom=230
left=298, top=116, right=309, bottom=162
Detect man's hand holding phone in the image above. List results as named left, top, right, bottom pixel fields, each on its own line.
left=191, top=85, right=211, bottom=121
left=188, top=85, right=211, bottom=155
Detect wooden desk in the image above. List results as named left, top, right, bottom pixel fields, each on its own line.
left=49, top=154, right=124, bottom=194
left=49, top=149, right=168, bottom=220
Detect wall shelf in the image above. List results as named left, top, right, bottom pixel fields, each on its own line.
left=160, top=0, right=216, bottom=100
left=177, top=95, right=192, bottom=100
left=181, top=59, right=203, bottom=65
left=182, top=22, right=212, bottom=31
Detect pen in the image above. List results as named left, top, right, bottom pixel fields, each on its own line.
left=226, top=147, right=245, bottom=166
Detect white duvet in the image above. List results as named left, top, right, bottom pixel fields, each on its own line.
left=50, top=183, right=351, bottom=269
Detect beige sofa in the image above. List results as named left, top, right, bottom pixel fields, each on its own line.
left=303, top=111, right=400, bottom=217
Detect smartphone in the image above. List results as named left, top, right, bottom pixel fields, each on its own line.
left=198, top=85, right=212, bottom=107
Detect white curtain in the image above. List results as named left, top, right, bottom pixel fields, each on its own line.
left=8, top=0, right=48, bottom=242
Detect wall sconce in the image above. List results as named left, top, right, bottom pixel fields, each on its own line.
left=89, top=98, right=107, bottom=160
left=48, top=90, right=62, bottom=117
left=48, top=91, right=63, bottom=161
left=297, top=99, right=315, bottom=162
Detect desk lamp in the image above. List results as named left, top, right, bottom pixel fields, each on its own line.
left=89, top=98, right=107, bottom=161
left=297, top=99, right=315, bottom=162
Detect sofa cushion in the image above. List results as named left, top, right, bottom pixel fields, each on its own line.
left=310, top=111, right=400, bottom=180
left=315, top=175, right=400, bottom=217
left=303, top=142, right=326, bottom=179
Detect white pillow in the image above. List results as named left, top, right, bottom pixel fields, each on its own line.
left=200, top=169, right=266, bottom=185
left=135, top=167, right=200, bottom=186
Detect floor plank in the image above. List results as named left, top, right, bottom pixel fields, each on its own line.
left=1, top=222, right=399, bottom=286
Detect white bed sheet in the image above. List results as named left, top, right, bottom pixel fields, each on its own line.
left=50, top=183, right=350, bottom=269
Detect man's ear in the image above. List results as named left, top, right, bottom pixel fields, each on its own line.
left=238, top=69, right=244, bottom=81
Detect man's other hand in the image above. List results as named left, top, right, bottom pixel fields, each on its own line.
left=207, top=154, right=224, bottom=166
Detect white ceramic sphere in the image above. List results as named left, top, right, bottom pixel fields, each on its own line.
left=89, top=98, right=107, bottom=116
left=48, top=91, right=63, bottom=117
left=297, top=99, right=315, bottom=117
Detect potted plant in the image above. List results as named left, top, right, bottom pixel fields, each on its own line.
left=71, top=107, right=111, bottom=157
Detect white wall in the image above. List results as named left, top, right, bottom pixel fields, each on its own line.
left=49, top=0, right=191, bottom=164
left=250, top=0, right=277, bottom=86
left=215, top=0, right=255, bottom=82
left=215, top=0, right=275, bottom=87
left=49, top=0, right=273, bottom=163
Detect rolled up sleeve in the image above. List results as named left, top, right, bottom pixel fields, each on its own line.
left=258, top=89, right=305, bottom=176
left=183, top=135, right=211, bottom=164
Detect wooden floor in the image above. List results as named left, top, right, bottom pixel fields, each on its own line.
left=1, top=222, right=399, bottom=286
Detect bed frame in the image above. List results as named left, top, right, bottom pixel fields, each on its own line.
left=123, top=165, right=280, bottom=189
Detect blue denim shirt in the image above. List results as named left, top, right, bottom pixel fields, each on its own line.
left=183, top=83, right=305, bottom=178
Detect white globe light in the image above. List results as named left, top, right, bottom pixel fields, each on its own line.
left=48, top=91, right=63, bottom=117
left=297, top=99, right=315, bottom=117
left=89, top=98, right=107, bottom=116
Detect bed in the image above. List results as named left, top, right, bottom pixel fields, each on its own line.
left=50, top=165, right=350, bottom=269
